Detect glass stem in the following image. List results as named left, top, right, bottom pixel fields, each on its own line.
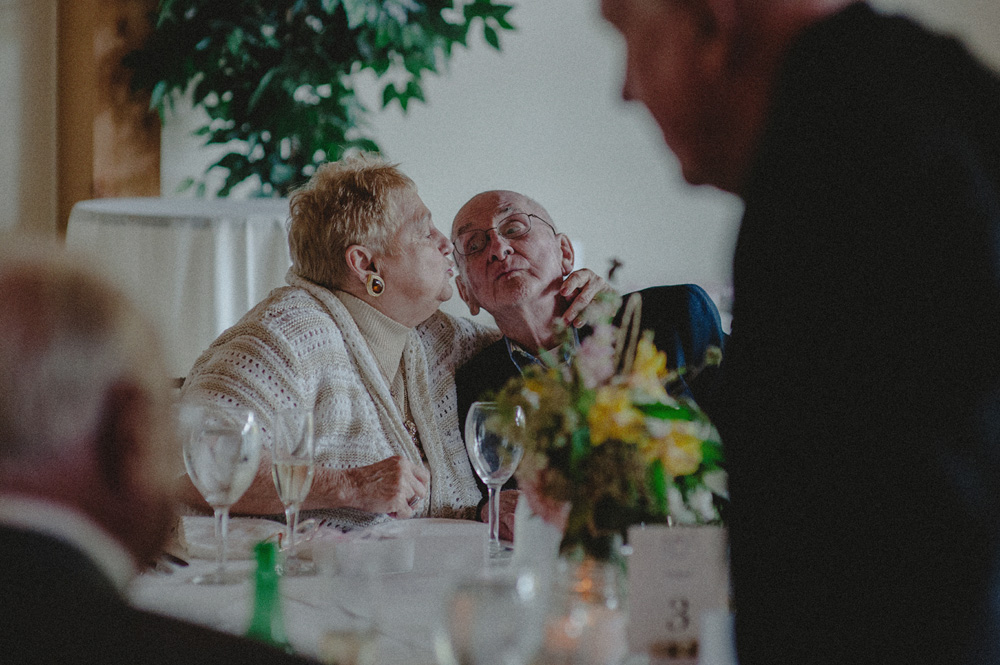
left=488, top=485, right=500, bottom=551
left=285, top=504, right=299, bottom=559
left=215, top=506, right=230, bottom=576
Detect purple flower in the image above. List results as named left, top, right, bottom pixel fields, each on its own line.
left=576, top=323, right=616, bottom=389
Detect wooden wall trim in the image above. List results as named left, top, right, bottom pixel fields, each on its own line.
left=56, top=0, right=160, bottom=237
left=56, top=0, right=97, bottom=236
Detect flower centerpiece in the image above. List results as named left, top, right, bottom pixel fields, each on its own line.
left=493, top=290, right=727, bottom=562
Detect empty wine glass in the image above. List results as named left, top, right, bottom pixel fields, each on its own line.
left=269, top=407, right=316, bottom=576
left=179, top=403, right=262, bottom=585
left=465, top=401, right=525, bottom=560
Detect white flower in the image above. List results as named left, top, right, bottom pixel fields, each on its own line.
left=667, top=486, right=698, bottom=525
left=702, top=470, right=729, bottom=500
left=689, top=487, right=719, bottom=523
left=521, top=387, right=541, bottom=410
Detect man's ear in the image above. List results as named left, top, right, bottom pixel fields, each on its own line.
left=96, top=382, right=150, bottom=496
left=694, top=0, right=739, bottom=79
left=455, top=272, right=480, bottom=316
left=558, top=234, right=576, bottom=277
left=345, top=245, right=376, bottom=284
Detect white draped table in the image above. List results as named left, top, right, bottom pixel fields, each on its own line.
left=66, top=197, right=292, bottom=378
left=130, top=518, right=493, bottom=665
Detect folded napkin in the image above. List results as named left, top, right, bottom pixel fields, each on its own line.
left=178, top=516, right=286, bottom=561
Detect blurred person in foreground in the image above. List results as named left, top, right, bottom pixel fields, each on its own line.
left=601, top=0, right=1000, bottom=663
left=181, top=155, right=605, bottom=530
left=451, top=189, right=726, bottom=534
left=0, top=241, right=315, bottom=664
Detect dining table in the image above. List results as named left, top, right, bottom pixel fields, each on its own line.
left=65, top=197, right=293, bottom=379
left=132, top=516, right=516, bottom=665
left=130, top=514, right=734, bottom=665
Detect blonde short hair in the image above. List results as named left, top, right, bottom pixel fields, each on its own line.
left=287, top=153, right=415, bottom=289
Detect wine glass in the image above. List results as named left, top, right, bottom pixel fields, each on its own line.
left=446, top=568, right=544, bottom=665
left=179, top=403, right=262, bottom=585
left=465, top=401, right=525, bottom=559
left=269, top=407, right=316, bottom=576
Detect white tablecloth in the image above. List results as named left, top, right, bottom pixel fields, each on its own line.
left=131, top=518, right=492, bottom=665
left=66, top=197, right=292, bottom=378
left=131, top=517, right=731, bottom=665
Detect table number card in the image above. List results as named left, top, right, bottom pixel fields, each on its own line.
left=626, top=525, right=729, bottom=663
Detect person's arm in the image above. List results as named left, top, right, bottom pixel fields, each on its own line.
left=301, top=456, right=429, bottom=518
left=181, top=314, right=431, bottom=518
left=180, top=435, right=431, bottom=518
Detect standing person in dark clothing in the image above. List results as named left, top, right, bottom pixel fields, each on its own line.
left=600, top=1, right=1000, bottom=663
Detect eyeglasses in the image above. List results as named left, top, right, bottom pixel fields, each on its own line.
left=453, top=213, right=556, bottom=257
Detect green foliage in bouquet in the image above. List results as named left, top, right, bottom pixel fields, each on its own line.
left=494, top=289, right=726, bottom=559
left=124, top=0, right=516, bottom=197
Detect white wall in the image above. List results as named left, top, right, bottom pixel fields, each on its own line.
left=157, top=0, right=1000, bottom=327
left=872, top=0, right=1000, bottom=69
left=0, top=0, right=57, bottom=234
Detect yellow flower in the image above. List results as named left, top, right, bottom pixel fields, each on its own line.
left=588, top=385, right=645, bottom=445
left=629, top=335, right=670, bottom=400
left=656, top=429, right=704, bottom=477
left=523, top=376, right=548, bottom=401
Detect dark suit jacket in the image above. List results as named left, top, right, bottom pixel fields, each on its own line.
left=718, top=4, right=1000, bottom=664
left=456, top=284, right=726, bottom=496
left=0, top=525, right=317, bottom=664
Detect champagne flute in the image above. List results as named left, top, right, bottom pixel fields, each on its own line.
left=269, top=407, right=316, bottom=576
left=465, top=401, right=525, bottom=559
left=179, top=403, right=262, bottom=585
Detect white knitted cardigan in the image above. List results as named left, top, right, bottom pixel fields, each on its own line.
left=181, top=270, right=501, bottom=529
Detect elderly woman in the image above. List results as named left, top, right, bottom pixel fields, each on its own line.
left=181, top=155, right=494, bottom=528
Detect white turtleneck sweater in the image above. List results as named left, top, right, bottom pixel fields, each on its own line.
left=182, top=270, right=500, bottom=529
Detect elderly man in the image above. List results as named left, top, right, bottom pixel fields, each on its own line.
left=0, top=242, right=315, bottom=664
left=452, top=189, right=726, bottom=444
left=602, top=1, right=1000, bottom=664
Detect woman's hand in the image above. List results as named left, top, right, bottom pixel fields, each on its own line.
left=336, top=456, right=430, bottom=518
left=479, top=489, right=520, bottom=542
left=560, top=269, right=615, bottom=328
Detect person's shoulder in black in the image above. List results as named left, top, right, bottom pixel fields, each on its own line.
left=619, top=284, right=727, bottom=414
left=0, top=525, right=317, bottom=665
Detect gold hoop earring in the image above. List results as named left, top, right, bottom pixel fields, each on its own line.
left=366, top=273, right=385, bottom=297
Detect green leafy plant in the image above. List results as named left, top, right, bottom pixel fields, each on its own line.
left=125, top=0, right=516, bottom=197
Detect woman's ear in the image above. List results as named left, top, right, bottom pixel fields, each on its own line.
left=558, top=234, right=576, bottom=277
left=345, top=245, right=376, bottom=284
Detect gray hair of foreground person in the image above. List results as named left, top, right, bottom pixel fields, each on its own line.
left=0, top=241, right=178, bottom=565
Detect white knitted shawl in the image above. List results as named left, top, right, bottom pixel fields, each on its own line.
left=181, top=270, right=501, bottom=529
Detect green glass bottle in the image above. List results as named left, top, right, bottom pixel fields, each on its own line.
left=246, top=540, right=293, bottom=653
